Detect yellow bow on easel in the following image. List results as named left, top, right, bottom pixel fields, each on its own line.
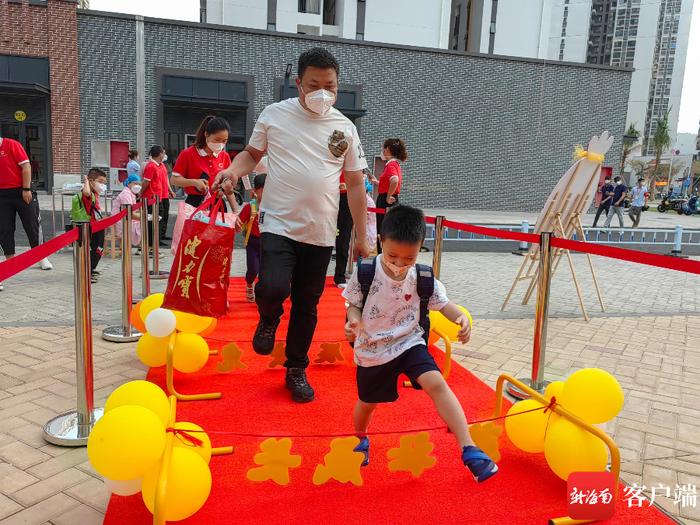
left=573, top=145, right=605, bottom=164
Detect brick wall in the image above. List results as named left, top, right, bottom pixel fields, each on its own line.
left=0, top=0, right=81, bottom=185
left=78, top=11, right=632, bottom=211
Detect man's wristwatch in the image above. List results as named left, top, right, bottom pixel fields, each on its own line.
left=22, top=188, right=31, bottom=192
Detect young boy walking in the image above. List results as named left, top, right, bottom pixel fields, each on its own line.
left=237, top=173, right=266, bottom=302
left=342, top=205, right=498, bottom=482
left=71, top=168, right=108, bottom=283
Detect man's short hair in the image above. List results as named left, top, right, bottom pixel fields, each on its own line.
left=638, top=177, right=644, bottom=183
left=614, top=176, right=622, bottom=182
left=380, top=205, right=426, bottom=245
left=298, top=47, right=340, bottom=78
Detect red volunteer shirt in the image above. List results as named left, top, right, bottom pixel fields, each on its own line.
left=158, top=164, right=170, bottom=199
left=0, top=138, right=30, bottom=190
left=142, top=160, right=165, bottom=199
left=378, top=159, right=402, bottom=195
left=173, top=145, right=231, bottom=196
left=239, top=202, right=260, bottom=237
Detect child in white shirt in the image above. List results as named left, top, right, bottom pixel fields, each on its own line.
left=342, top=205, right=498, bottom=483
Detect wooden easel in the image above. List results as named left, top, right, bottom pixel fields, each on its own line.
left=502, top=161, right=606, bottom=321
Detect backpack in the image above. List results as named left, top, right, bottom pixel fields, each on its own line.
left=70, top=194, right=91, bottom=222
left=355, top=257, right=434, bottom=344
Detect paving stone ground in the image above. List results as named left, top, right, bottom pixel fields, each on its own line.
left=1, top=247, right=698, bottom=524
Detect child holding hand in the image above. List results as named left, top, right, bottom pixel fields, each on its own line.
left=237, top=173, right=266, bottom=302
left=342, top=204, right=498, bottom=482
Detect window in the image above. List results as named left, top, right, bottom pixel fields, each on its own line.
left=323, top=0, right=336, bottom=25
left=298, top=0, right=320, bottom=14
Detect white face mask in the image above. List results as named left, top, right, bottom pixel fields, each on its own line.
left=384, top=259, right=411, bottom=278
left=207, top=141, right=226, bottom=156
left=302, top=87, right=336, bottom=116
left=94, top=182, right=107, bottom=194
left=131, top=184, right=142, bottom=194
left=616, top=181, right=622, bottom=185
left=380, top=152, right=388, bottom=161
left=162, top=154, right=168, bottom=162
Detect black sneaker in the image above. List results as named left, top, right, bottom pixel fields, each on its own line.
left=252, top=318, right=280, bottom=355
left=285, top=367, right=314, bottom=403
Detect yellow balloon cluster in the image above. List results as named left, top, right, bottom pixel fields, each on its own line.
left=504, top=368, right=624, bottom=481
left=87, top=381, right=213, bottom=521
left=134, top=293, right=216, bottom=373
left=428, top=306, right=472, bottom=345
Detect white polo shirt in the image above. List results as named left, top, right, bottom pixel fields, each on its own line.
left=248, top=97, right=368, bottom=247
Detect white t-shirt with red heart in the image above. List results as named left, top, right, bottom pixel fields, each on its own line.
left=343, top=255, right=450, bottom=367
left=248, top=97, right=368, bottom=247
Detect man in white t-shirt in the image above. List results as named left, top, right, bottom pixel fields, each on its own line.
left=214, top=48, right=369, bottom=403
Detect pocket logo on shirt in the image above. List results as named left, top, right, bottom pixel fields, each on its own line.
left=328, top=130, right=349, bottom=158
left=259, top=211, right=265, bottom=225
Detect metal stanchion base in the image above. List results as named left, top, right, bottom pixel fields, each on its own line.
left=102, top=325, right=142, bottom=343
left=506, top=378, right=551, bottom=400
left=511, top=250, right=528, bottom=256
left=43, top=408, right=104, bottom=446
left=149, top=270, right=170, bottom=280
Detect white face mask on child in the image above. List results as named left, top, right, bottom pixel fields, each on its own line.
left=384, top=260, right=411, bottom=277
left=95, top=182, right=107, bottom=194
left=131, top=185, right=142, bottom=194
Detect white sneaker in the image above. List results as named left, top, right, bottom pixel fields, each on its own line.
left=0, top=282, right=3, bottom=291
left=39, top=258, right=53, bottom=270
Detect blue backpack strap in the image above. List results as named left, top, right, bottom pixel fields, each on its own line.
left=415, top=264, right=434, bottom=344
left=356, top=257, right=377, bottom=309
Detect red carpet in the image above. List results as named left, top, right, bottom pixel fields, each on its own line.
left=104, top=278, right=671, bottom=525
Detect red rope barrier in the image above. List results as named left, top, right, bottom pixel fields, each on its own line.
left=92, top=208, right=127, bottom=233
left=0, top=228, right=79, bottom=282
left=442, top=219, right=540, bottom=244
left=551, top=237, right=700, bottom=275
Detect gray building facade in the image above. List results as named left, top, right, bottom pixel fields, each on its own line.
left=78, top=10, right=631, bottom=211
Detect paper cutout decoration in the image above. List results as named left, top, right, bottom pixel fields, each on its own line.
left=246, top=438, right=301, bottom=485
left=312, top=436, right=364, bottom=486
left=469, top=422, right=502, bottom=462
left=314, top=342, right=345, bottom=364
left=268, top=342, right=286, bottom=368
left=217, top=342, right=247, bottom=372
left=387, top=432, right=437, bottom=477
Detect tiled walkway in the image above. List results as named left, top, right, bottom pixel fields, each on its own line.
left=1, top=250, right=698, bottom=523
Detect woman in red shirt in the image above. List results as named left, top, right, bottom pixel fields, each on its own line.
left=376, top=138, right=407, bottom=253
left=171, top=115, right=233, bottom=208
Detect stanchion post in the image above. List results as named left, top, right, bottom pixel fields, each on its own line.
left=346, top=227, right=356, bottom=277
left=43, top=221, right=103, bottom=446
left=150, top=195, right=169, bottom=280
left=140, top=199, right=151, bottom=298
left=432, top=215, right=445, bottom=279
left=512, top=220, right=530, bottom=256
left=670, top=224, right=687, bottom=258
left=507, top=231, right=553, bottom=399
left=102, top=205, right=141, bottom=342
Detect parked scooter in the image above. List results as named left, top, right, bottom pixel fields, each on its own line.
left=657, top=192, right=687, bottom=214
left=682, top=194, right=698, bottom=216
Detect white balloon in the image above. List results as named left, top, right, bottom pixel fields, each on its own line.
left=105, top=476, right=143, bottom=496
left=145, top=308, right=177, bottom=338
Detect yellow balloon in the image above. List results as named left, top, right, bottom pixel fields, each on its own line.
left=561, top=368, right=624, bottom=424
left=105, top=380, right=170, bottom=427
left=544, top=381, right=565, bottom=402
left=136, top=333, right=170, bottom=368
left=544, top=418, right=608, bottom=481
left=173, top=311, right=215, bottom=334
left=173, top=333, right=209, bottom=373
left=142, top=447, right=212, bottom=522
left=87, top=406, right=166, bottom=481
left=139, top=293, right=165, bottom=323
left=504, top=399, right=552, bottom=453
left=172, top=422, right=212, bottom=464
left=199, top=318, right=218, bottom=337
left=428, top=306, right=472, bottom=342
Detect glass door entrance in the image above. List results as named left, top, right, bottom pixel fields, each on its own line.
left=0, top=121, right=48, bottom=190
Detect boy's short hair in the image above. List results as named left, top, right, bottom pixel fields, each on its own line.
left=614, top=176, right=622, bottom=182
left=253, top=173, right=266, bottom=189
left=381, top=205, right=426, bottom=245
left=87, top=167, right=107, bottom=180
left=298, top=47, right=340, bottom=78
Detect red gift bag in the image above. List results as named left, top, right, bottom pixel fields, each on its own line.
left=163, top=196, right=234, bottom=317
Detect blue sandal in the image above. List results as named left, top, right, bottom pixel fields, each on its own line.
left=354, top=436, right=370, bottom=467
left=462, top=445, right=498, bottom=482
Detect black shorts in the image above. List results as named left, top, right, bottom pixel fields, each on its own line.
left=356, top=345, right=440, bottom=403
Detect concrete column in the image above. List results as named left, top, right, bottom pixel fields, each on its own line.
left=135, top=15, right=146, bottom=157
